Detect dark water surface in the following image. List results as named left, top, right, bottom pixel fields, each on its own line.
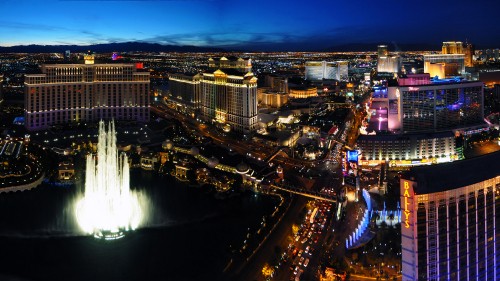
left=0, top=170, right=277, bottom=281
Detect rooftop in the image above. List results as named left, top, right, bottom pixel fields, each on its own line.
left=403, top=150, right=500, bottom=194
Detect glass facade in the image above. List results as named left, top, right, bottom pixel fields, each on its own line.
left=401, top=83, right=483, bottom=133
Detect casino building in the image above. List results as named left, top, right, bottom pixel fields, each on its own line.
left=200, top=69, right=258, bottom=133
left=305, top=61, right=348, bottom=81
left=357, top=74, right=485, bottom=166
left=401, top=150, right=500, bottom=280
left=24, top=53, right=150, bottom=130
left=168, top=73, right=202, bottom=114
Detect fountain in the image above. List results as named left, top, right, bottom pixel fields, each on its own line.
left=76, top=121, right=142, bottom=240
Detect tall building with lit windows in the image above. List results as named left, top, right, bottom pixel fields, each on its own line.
left=305, top=61, right=348, bottom=81
left=357, top=74, right=485, bottom=166
left=401, top=150, right=500, bottom=280
left=424, top=54, right=465, bottom=78
left=442, top=41, right=464, bottom=54
left=376, top=44, right=401, bottom=73
left=208, top=56, right=252, bottom=73
left=200, top=69, right=258, bottom=133
left=24, top=54, right=150, bottom=130
left=168, top=73, right=202, bottom=114
left=464, top=42, right=475, bottom=67
left=378, top=45, right=388, bottom=57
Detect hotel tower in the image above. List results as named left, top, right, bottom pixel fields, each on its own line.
left=24, top=53, right=150, bottom=130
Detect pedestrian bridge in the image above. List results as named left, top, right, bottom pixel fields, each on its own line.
left=270, top=184, right=337, bottom=203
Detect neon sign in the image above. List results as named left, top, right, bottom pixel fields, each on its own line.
left=403, top=181, right=411, bottom=228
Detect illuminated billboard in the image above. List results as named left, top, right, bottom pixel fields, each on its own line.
left=343, top=150, right=359, bottom=186
left=347, top=150, right=359, bottom=163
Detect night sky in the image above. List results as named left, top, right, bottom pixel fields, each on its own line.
left=1, top=0, right=499, bottom=51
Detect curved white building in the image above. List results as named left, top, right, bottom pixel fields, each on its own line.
left=401, top=151, right=500, bottom=280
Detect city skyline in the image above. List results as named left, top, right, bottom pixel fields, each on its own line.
left=1, top=0, right=500, bottom=51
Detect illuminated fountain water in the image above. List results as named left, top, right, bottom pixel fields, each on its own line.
left=76, top=121, right=142, bottom=239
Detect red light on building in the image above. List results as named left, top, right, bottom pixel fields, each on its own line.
left=135, top=63, right=144, bottom=69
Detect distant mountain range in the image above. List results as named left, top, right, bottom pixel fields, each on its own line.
left=0, top=41, right=454, bottom=53
left=0, top=42, right=227, bottom=53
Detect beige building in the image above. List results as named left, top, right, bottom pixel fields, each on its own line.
left=168, top=73, right=202, bottom=113
left=257, top=88, right=288, bottom=108
left=442, top=41, right=474, bottom=67
left=24, top=55, right=150, bottom=130
left=442, top=41, right=464, bottom=54
left=424, top=54, right=465, bottom=78
left=208, top=56, right=252, bottom=73
left=288, top=86, right=317, bottom=99
left=201, top=69, right=258, bottom=133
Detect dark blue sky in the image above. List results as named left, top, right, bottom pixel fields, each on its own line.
left=1, top=0, right=499, bottom=51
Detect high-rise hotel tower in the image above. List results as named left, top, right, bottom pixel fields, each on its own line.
left=401, top=150, right=500, bottom=280
left=201, top=68, right=258, bottom=133
left=24, top=53, right=150, bottom=130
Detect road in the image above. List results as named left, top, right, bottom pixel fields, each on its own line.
left=151, top=101, right=368, bottom=280
left=230, top=195, right=307, bottom=281
left=151, top=103, right=317, bottom=169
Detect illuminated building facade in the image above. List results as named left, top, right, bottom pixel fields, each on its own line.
left=464, top=43, right=475, bottom=67
left=358, top=76, right=484, bottom=166
left=398, top=80, right=483, bottom=133
left=442, top=41, right=464, bottom=54
left=168, top=73, right=202, bottom=113
left=377, top=56, right=401, bottom=73
left=200, top=69, right=258, bottom=133
left=371, top=76, right=483, bottom=134
left=401, top=151, right=500, bottom=280
left=24, top=57, right=150, bottom=130
left=441, top=41, right=474, bottom=67
left=0, top=74, right=3, bottom=101
left=264, top=74, right=289, bottom=93
left=288, top=86, right=318, bottom=99
left=208, top=56, right=252, bottom=73
left=305, top=61, right=348, bottom=81
left=424, top=54, right=465, bottom=78
left=378, top=45, right=388, bottom=57
left=358, top=131, right=456, bottom=164
left=376, top=45, right=400, bottom=73
left=257, top=88, right=288, bottom=108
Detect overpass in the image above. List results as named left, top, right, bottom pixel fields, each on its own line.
left=263, top=146, right=288, bottom=163
left=270, top=184, right=337, bottom=203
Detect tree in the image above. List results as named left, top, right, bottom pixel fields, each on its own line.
left=262, top=263, right=274, bottom=278
left=292, top=224, right=299, bottom=235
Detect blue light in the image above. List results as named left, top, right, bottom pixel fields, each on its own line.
left=347, top=150, right=359, bottom=162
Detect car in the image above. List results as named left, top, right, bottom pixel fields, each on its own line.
left=305, top=246, right=310, bottom=253
left=298, top=257, right=304, bottom=266
left=304, top=258, right=310, bottom=267
left=295, top=236, right=300, bottom=242
left=295, top=269, right=304, bottom=280
left=301, top=238, right=308, bottom=244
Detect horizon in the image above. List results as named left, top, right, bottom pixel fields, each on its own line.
left=1, top=0, right=499, bottom=52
